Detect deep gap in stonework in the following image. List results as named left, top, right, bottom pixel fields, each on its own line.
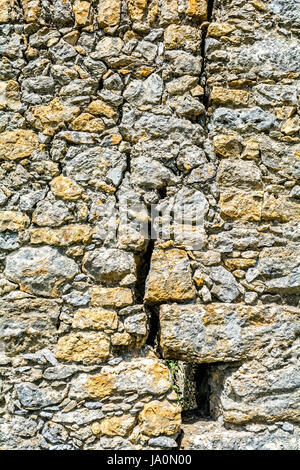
left=176, top=362, right=211, bottom=420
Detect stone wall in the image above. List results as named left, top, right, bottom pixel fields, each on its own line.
left=0, top=0, right=299, bottom=450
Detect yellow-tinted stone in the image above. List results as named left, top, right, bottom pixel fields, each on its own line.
left=73, top=0, right=91, bottom=26
left=21, top=0, right=41, bottom=22
left=50, top=176, right=83, bottom=200
left=208, top=23, right=235, bottom=38
left=281, top=116, right=300, bottom=136
left=72, top=308, right=119, bottom=331
left=164, top=24, right=201, bottom=52
left=0, top=0, right=16, bottom=23
left=98, top=0, right=121, bottom=28
left=0, top=211, right=30, bottom=232
left=127, top=0, right=147, bottom=22
left=86, top=99, right=118, bottom=120
left=186, top=0, right=207, bottom=20
left=139, top=400, right=181, bottom=437
left=111, top=331, right=133, bottom=347
left=0, top=80, right=21, bottom=110
left=224, top=258, right=257, bottom=271
left=250, top=0, right=265, bottom=11
left=84, top=372, right=116, bottom=399
left=144, top=249, right=196, bottom=304
left=219, top=190, right=262, bottom=221
left=262, top=194, right=300, bottom=222
left=211, top=87, right=249, bottom=106
left=27, top=98, right=80, bottom=136
left=70, top=113, right=105, bottom=132
left=242, top=139, right=260, bottom=159
left=91, top=287, right=133, bottom=308
left=0, top=129, right=38, bottom=161
left=30, top=225, right=93, bottom=246
left=213, top=134, right=243, bottom=158
left=94, top=415, right=136, bottom=437
left=147, top=0, right=159, bottom=25
left=55, top=332, right=110, bottom=364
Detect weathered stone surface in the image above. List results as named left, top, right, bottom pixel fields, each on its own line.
left=93, top=414, right=136, bottom=437
left=50, top=176, right=83, bottom=200
left=55, top=332, right=110, bottom=364
left=26, top=98, right=80, bottom=135
left=4, top=246, right=78, bottom=296
left=91, top=287, right=133, bottom=308
left=211, top=87, right=249, bottom=106
left=83, top=248, right=136, bottom=284
left=30, top=225, right=93, bottom=246
left=160, top=303, right=299, bottom=363
left=70, top=357, right=172, bottom=400
left=0, top=211, right=30, bottom=232
left=97, top=0, right=120, bottom=28
left=72, top=308, right=118, bottom=331
left=144, top=249, right=196, bottom=304
left=0, top=297, right=60, bottom=354
left=181, top=420, right=300, bottom=450
left=0, top=129, right=38, bottom=161
left=164, top=25, right=201, bottom=52
left=139, top=400, right=181, bottom=437
left=219, top=190, right=263, bottom=221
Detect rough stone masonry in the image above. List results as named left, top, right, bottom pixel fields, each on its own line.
left=0, top=0, right=299, bottom=450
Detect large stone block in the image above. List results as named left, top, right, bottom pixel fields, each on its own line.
left=144, top=249, right=196, bottom=304
left=4, top=246, right=78, bottom=297
left=160, top=303, right=299, bottom=363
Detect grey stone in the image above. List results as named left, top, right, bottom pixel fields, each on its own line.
left=4, top=246, right=78, bottom=297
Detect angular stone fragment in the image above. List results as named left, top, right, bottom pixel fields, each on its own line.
left=207, top=23, right=235, bottom=37
left=91, top=287, right=133, bottom=308
left=72, top=308, right=118, bottom=331
left=69, top=357, right=172, bottom=400
left=73, top=0, right=91, bottom=26
left=0, top=0, right=17, bottom=23
left=0, top=80, right=21, bottom=110
left=160, top=303, right=299, bottom=363
left=55, top=332, right=110, bottom=364
left=4, top=246, right=78, bottom=297
left=0, top=297, right=61, bottom=354
left=0, top=129, right=38, bottom=161
left=0, top=211, right=30, bottom=232
left=256, top=247, right=300, bottom=294
left=219, top=190, right=263, bottom=221
left=186, top=0, right=207, bottom=20
left=211, top=87, right=249, bottom=106
left=16, top=383, right=64, bottom=409
left=217, top=160, right=262, bottom=190
left=139, top=400, right=181, bottom=437
left=21, top=0, right=41, bottom=23
left=93, top=415, right=136, bottom=437
left=32, top=200, right=71, bottom=227
left=30, top=225, right=93, bottom=246
left=70, top=113, right=105, bottom=132
left=210, top=266, right=240, bottom=302
left=127, top=0, right=147, bottom=22
left=144, top=249, right=196, bottom=304
left=26, top=98, right=80, bottom=135
left=164, top=25, right=201, bottom=52
left=213, top=134, right=243, bottom=158
left=209, top=340, right=300, bottom=425
left=97, top=0, right=120, bottom=28
left=262, top=194, right=300, bottom=222
left=83, top=248, right=136, bottom=284
left=50, top=176, right=83, bottom=200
